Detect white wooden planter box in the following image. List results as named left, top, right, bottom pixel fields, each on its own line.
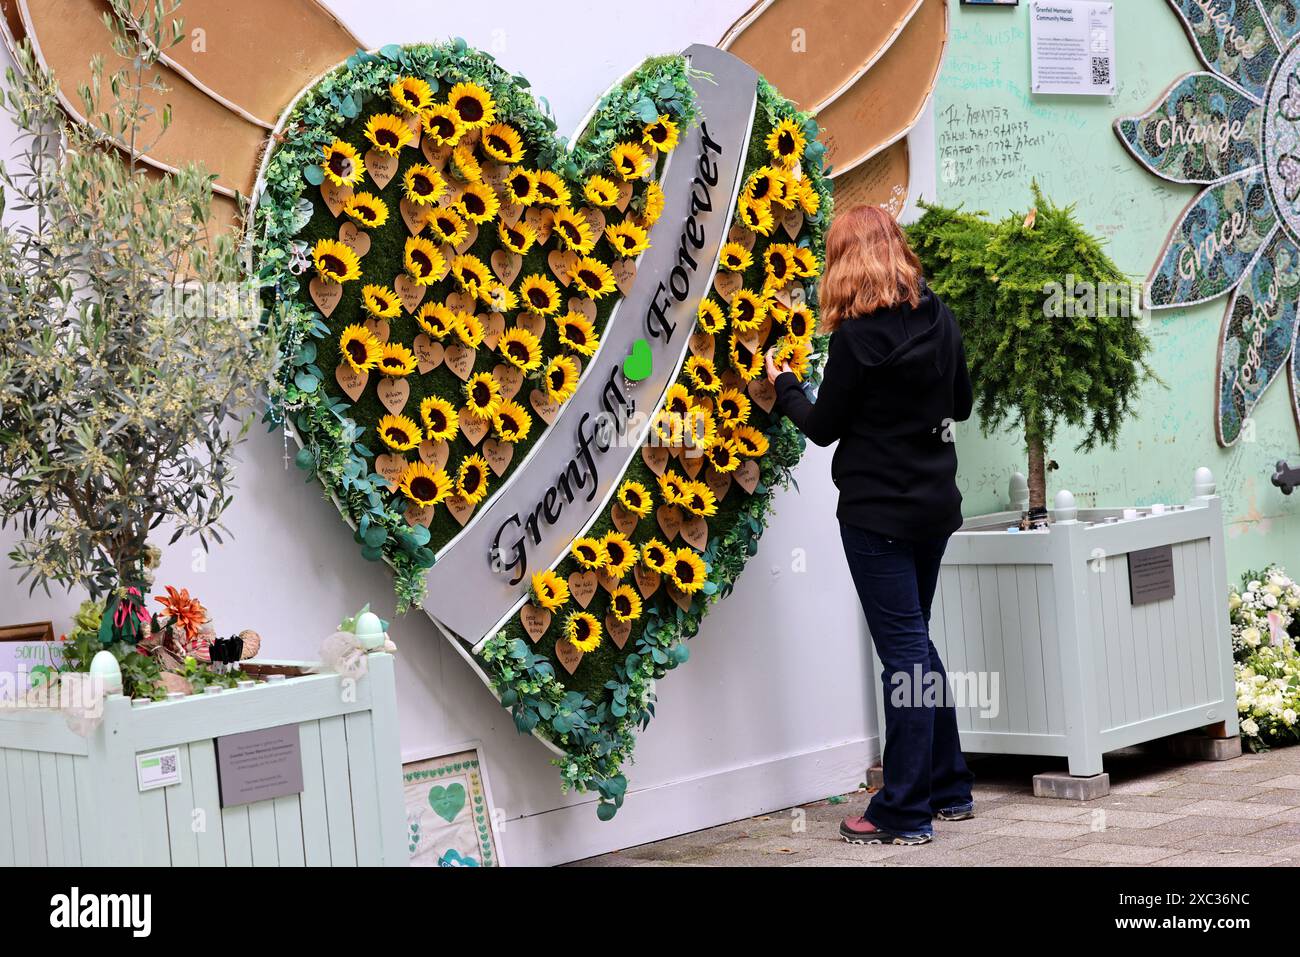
left=871, top=471, right=1238, bottom=779
left=0, top=653, right=406, bottom=866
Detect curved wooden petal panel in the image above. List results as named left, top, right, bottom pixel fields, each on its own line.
left=826, top=138, right=910, bottom=218
left=129, top=0, right=360, bottom=127
left=20, top=0, right=265, bottom=197
left=0, top=0, right=24, bottom=54
left=720, top=0, right=921, bottom=112
left=816, top=0, right=947, bottom=177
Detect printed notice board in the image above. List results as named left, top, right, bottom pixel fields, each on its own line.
left=1029, top=0, right=1116, bottom=96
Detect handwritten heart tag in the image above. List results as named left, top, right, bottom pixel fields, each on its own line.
left=335, top=362, right=367, bottom=402
left=555, top=638, right=583, bottom=675
left=729, top=224, right=757, bottom=250
left=492, top=363, right=523, bottom=400
left=482, top=312, right=506, bottom=351
left=524, top=206, right=554, bottom=245
left=445, top=343, right=477, bottom=381
left=568, top=296, right=596, bottom=322
left=520, top=604, right=552, bottom=643
left=453, top=221, right=479, bottom=255
left=606, top=615, right=632, bottom=650
left=499, top=201, right=523, bottom=226
left=634, top=564, right=661, bottom=599
left=714, top=271, right=742, bottom=300
left=309, top=276, right=343, bottom=317
left=339, top=220, right=371, bottom=257
left=419, top=439, right=449, bottom=471
left=377, top=376, right=410, bottom=415
left=517, top=312, right=546, bottom=340
left=363, top=316, right=391, bottom=343
left=615, top=180, right=634, bottom=212
left=460, top=411, right=490, bottom=446
left=657, top=503, right=683, bottom=541
left=610, top=502, right=639, bottom=536
left=446, top=494, right=476, bottom=527
left=780, top=206, right=804, bottom=239
left=548, top=249, right=578, bottom=286
left=705, top=466, right=732, bottom=502
left=568, top=570, right=598, bottom=609
left=734, top=459, right=761, bottom=494
left=596, top=569, right=620, bottom=594
left=748, top=376, right=777, bottom=413
left=421, top=139, right=450, bottom=168
left=365, top=149, right=399, bottom=189
left=680, top=451, right=705, bottom=479
left=580, top=206, right=606, bottom=236
left=689, top=331, right=715, bottom=361
left=530, top=388, right=562, bottom=425
left=400, top=197, right=431, bottom=236
left=321, top=181, right=353, bottom=218
left=666, top=582, right=693, bottom=612
left=413, top=334, right=445, bottom=373
left=490, top=249, right=522, bottom=286
left=611, top=259, right=637, bottom=295
left=404, top=502, right=434, bottom=528
left=641, top=445, right=669, bottom=476
left=395, top=274, right=427, bottom=314
left=680, top=514, right=709, bottom=550
left=446, top=291, right=476, bottom=314
left=482, top=437, right=514, bottom=476
left=375, top=453, right=407, bottom=489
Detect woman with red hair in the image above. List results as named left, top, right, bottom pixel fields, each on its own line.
left=767, top=204, right=975, bottom=846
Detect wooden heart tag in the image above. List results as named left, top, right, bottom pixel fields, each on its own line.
left=520, top=604, right=551, bottom=643
left=610, top=501, right=639, bottom=536
left=461, top=412, right=490, bottom=446
left=377, top=376, right=410, bottom=415
left=400, top=197, right=431, bottom=236
left=492, top=363, right=523, bottom=400
left=482, top=312, right=506, bottom=351
left=309, top=276, right=343, bottom=317
left=419, top=439, right=449, bottom=471
left=339, top=220, right=371, bottom=257
left=499, top=201, right=523, bottom=226
left=641, top=445, right=669, bottom=476
left=555, top=639, right=583, bottom=675
left=728, top=224, right=758, bottom=250
left=748, top=377, right=777, bottom=413
left=335, top=362, right=368, bottom=402
left=713, top=271, right=742, bottom=300
left=614, top=180, right=634, bottom=212
left=633, top=564, right=661, bottom=599
left=524, top=206, right=554, bottom=245
left=446, top=494, right=476, bottom=527
left=421, top=139, right=451, bottom=168
left=734, top=459, right=761, bottom=494
left=445, top=343, right=477, bottom=381
left=606, top=615, right=632, bottom=650
left=363, top=316, right=390, bottom=343
left=705, top=466, right=732, bottom=502
left=689, top=331, right=715, bottom=361
left=530, top=388, right=562, bottom=425
left=491, top=249, right=522, bottom=286
left=413, top=334, right=445, bottom=373
left=365, top=149, right=399, bottom=189
left=666, top=582, right=694, bottom=612
left=568, top=570, right=598, bottom=609
left=596, top=569, right=620, bottom=594
left=320, top=181, right=353, bottom=218
left=680, top=451, right=705, bottom=480
left=404, top=502, right=434, bottom=528
left=580, top=206, right=606, bottom=236
left=568, top=296, right=596, bottom=322
left=517, top=311, right=546, bottom=340
left=548, top=249, right=578, bottom=286
left=657, top=504, right=683, bottom=541
left=482, top=437, right=514, bottom=476
left=374, top=453, right=407, bottom=489
left=611, top=259, right=637, bottom=295
left=680, top=514, right=709, bottom=551
left=780, top=205, right=805, bottom=240
left=395, top=274, right=427, bottom=314
left=453, top=221, right=479, bottom=255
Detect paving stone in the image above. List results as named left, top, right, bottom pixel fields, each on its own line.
left=1150, top=814, right=1277, bottom=838
left=1061, top=843, right=1180, bottom=864
left=1246, top=822, right=1300, bottom=843
left=1073, top=808, right=1186, bottom=829
left=1160, top=782, right=1266, bottom=801
left=1179, top=799, right=1282, bottom=819
left=1240, top=789, right=1300, bottom=808
left=1173, top=831, right=1300, bottom=856
left=987, top=854, right=1102, bottom=867
left=988, top=820, right=1095, bottom=839
left=1073, top=827, right=1186, bottom=848
left=1084, top=794, right=1197, bottom=813
left=1258, top=774, right=1300, bottom=790
left=983, top=802, right=1094, bottom=822
left=1152, top=850, right=1286, bottom=867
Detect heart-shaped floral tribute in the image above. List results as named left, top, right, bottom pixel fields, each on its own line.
left=255, top=42, right=831, bottom=817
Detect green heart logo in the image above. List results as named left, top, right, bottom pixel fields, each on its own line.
left=623, top=338, right=653, bottom=381
left=428, top=783, right=466, bottom=823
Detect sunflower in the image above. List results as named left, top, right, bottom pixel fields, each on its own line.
left=456, top=454, right=491, bottom=505
left=543, top=355, right=579, bottom=403
left=480, top=281, right=517, bottom=313
left=531, top=570, right=569, bottom=612
left=493, top=399, right=532, bottom=443
left=398, top=461, right=452, bottom=507
left=795, top=176, right=821, bottom=216
left=498, top=327, right=542, bottom=372
left=504, top=167, right=539, bottom=206
left=415, top=302, right=457, bottom=339
left=745, top=166, right=783, bottom=205
left=616, top=480, right=652, bottom=518
left=534, top=169, right=571, bottom=207
left=706, top=439, right=741, bottom=474
left=563, top=611, right=602, bottom=653
left=552, top=207, right=596, bottom=254
left=766, top=116, right=807, bottom=168
left=343, top=191, right=389, bottom=229
left=419, top=395, right=459, bottom=442
left=652, top=408, right=685, bottom=447
left=769, top=168, right=798, bottom=209
left=679, top=480, right=718, bottom=518
left=568, top=257, right=617, bottom=300
left=731, top=424, right=770, bottom=457
left=404, top=236, right=445, bottom=286
left=730, top=288, right=767, bottom=332
left=364, top=113, right=413, bottom=156
left=609, top=584, right=643, bottom=623
left=664, top=383, right=692, bottom=418
left=464, top=372, right=503, bottom=419
left=454, top=311, right=486, bottom=348
left=451, top=141, right=483, bottom=183
left=377, top=342, right=417, bottom=377
left=451, top=254, right=492, bottom=296
left=775, top=336, right=813, bottom=379
left=669, top=548, right=707, bottom=594
left=696, top=298, right=727, bottom=335
left=610, top=141, right=651, bottom=180
left=684, top=355, right=721, bottom=394
left=361, top=283, right=401, bottom=319
left=605, top=220, right=649, bottom=258
left=657, top=470, right=687, bottom=505
left=640, top=539, right=672, bottom=574
left=571, top=536, right=608, bottom=570
left=481, top=122, right=524, bottom=163
left=715, top=387, right=751, bottom=427
left=427, top=206, right=469, bottom=247
left=738, top=195, right=774, bottom=236
left=312, top=238, right=361, bottom=284
left=583, top=174, right=619, bottom=207
left=339, top=324, right=381, bottom=373
left=402, top=164, right=447, bottom=206
left=642, top=114, right=680, bottom=153
left=785, top=303, right=815, bottom=339
left=719, top=241, right=753, bottom=272
left=638, top=180, right=665, bottom=227
left=729, top=333, right=765, bottom=382
left=448, top=81, right=496, bottom=129
left=457, top=181, right=500, bottom=223
left=378, top=413, right=422, bottom=451
left=422, top=103, right=465, bottom=146
left=498, top=219, right=537, bottom=255
left=556, top=313, right=599, bottom=356
left=792, top=246, right=819, bottom=279
left=322, top=139, right=366, bottom=187
left=391, top=76, right=434, bottom=113
left=764, top=244, right=797, bottom=289
left=519, top=274, right=561, bottom=315
left=684, top=406, right=718, bottom=450
left=601, top=532, right=637, bottom=579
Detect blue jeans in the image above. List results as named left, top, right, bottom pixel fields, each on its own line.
left=840, top=523, right=974, bottom=834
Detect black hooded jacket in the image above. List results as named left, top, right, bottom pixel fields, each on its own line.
left=774, top=284, right=973, bottom=542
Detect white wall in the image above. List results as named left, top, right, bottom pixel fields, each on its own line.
left=0, top=0, right=913, bottom=865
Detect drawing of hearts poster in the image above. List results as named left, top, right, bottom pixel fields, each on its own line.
left=403, top=748, right=500, bottom=867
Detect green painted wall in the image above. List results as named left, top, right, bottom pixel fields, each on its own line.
left=936, top=0, right=1300, bottom=578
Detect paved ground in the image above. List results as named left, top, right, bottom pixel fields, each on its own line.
left=569, top=744, right=1300, bottom=866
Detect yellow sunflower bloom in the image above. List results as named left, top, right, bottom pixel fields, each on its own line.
left=775, top=336, right=812, bottom=379
left=684, top=406, right=718, bottom=450
left=427, top=206, right=468, bottom=247
left=451, top=141, right=483, bottom=183
left=706, top=439, right=742, bottom=474
left=493, top=399, right=533, bottom=443
left=361, top=283, right=401, bottom=319
left=481, top=122, right=524, bottom=163
left=617, top=480, right=652, bottom=518
left=552, top=207, right=596, bottom=254
left=657, top=471, right=687, bottom=505
left=364, top=113, right=413, bottom=156
left=404, top=236, right=445, bottom=286
left=518, top=274, right=561, bottom=315
left=398, top=460, right=452, bottom=507
left=669, top=548, right=707, bottom=594
left=312, top=238, right=361, bottom=284
left=534, top=169, right=571, bottom=207
left=531, top=570, right=569, bottom=612
left=377, top=413, right=421, bottom=452
left=697, top=298, right=727, bottom=335
left=766, top=116, right=807, bottom=168
left=642, top=114, right=680, bottom=152
left=769, top=167, right=798, bottom=210
left=498, top=219, right=537, bottom=255
left=664, top=383, right=692, bottom=418
left=402, top=164, right=447, bottom=206
left=456, top=454, right=491, bottom=505
left=447, top=81, right=496, bottom=129
left=498, top=326, right=543, bottom=373
left=322, top=139, right=366, bottom=187
left=343, top=191, right=389, bottom=229
left=685, top=355, right=721, bottom=394
left=730, top=288, right=767, bottom=331
left=764, top=243, right=797, bottom=289
left=738, top=196, right=774, bottom=236
left=564, top=611, right=602, bottom=653
left=568, top=257, right=617, bottom=300
left=419, top=395, right=459, bottom=442
left=792, top=246, right=819, bottom=279
left=605, top=221, right=649, bottom=258
left=609, top=584, right=643, bottom=623
left=543, top=355, right=579, bottom=403
left=391, top=76, right=434, bottom=114
left=745, top=166, right=783, bottom=205
left=504, top=167, right=540, bottom=206
left=729, top=333, right=765, bottom=382
left=339, top=324, right=382, bottom=374
left=716, top=388, right=752, bottom=427
left=422, top=103, right=465, bottom=146
left=600, top=532, right=637, bottom=578
left=653, top=408, right=685, bottom=446
left=451, top=254, right=492, bottom=296
left=786, top=303, right=815, bottom=339
left=583, top=174, right=619, bottom=207
left=377, top=342, right=418, bottom=377
left=457, top=181, right=500, bottom=223
left=571, top=537, right=608, bottom=570
left=610, top=141, right=651, bottom=181
left=415, top=302, right=457, bottom=340
left=638, top=180, right=665, bottom=227
left=640, top=539, right=672, bottom=574
left=454, top=311, right=486, bottom=348
left=796, top=176, right=822, bottom=216
left=719, top=241, right=753, bottom=272
left=731, top=424, right=770, bottom=457
left=556, top=312, right=599, bottom=356
left=679, top=480, right=718, bottom=518
left=464, top=372, right=503, bottom=419
left=481, top=281, right=517, bottom=313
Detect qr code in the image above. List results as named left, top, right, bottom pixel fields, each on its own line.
left=159, top=752, right=177, bottom=775
left=1091, top=56, right=1111, bottom=86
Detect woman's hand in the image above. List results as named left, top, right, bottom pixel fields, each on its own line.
left=765, top=346, right=791, bottom=385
